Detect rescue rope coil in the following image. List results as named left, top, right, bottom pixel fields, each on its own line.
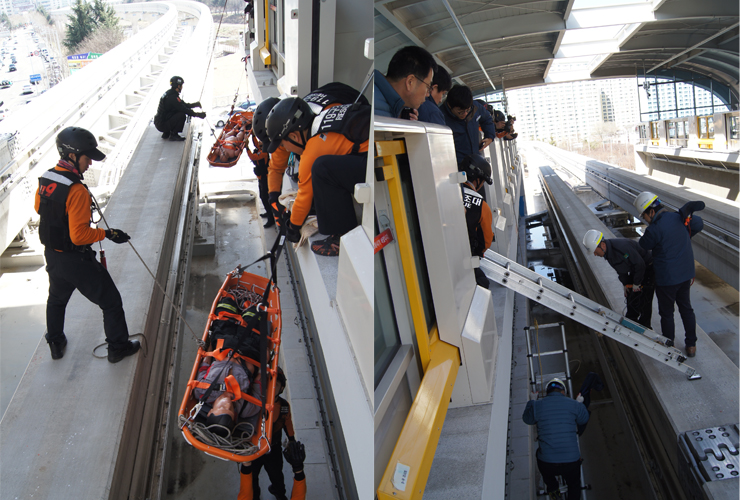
left=177, top=415, right=259, bottom=455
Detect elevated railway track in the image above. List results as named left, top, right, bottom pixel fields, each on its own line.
left=504, top=154, right=738, bottom=499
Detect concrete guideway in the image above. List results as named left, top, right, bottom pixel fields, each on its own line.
left=536, top=164, right=739, bottom=499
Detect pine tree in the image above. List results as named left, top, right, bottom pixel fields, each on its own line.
left=64, top=0, right=95, bottom=51
left=91, top=0, right=119, bottom=29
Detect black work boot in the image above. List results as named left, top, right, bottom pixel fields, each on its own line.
left=268, top=485, right=288, bottom=500
left=161, top=131, right=170, bottom=139
left=108, top=340, right=141, bottom=363
left=169, top=134, right=186, bottom=141
left=48, top=335, right=67, bottom=360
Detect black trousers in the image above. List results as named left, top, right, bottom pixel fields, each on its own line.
left=155, top=111, right=187, bottom=135
left=537, top=458, right=582, bottom=500
left=311, top=153, right=367, bottom=236
left=656, top=279, right=696, bottom=347
left=45, top=248, right=129, bottom=349
left=625, top=265, right=655, bottom=329
left=252, top=444, right=286, bottom=499
left=253, top=158, right=270, bottom=215
left=474, top=267, right=489, bottom=289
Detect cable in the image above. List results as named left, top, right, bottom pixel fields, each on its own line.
left=90, top=193, right=205, bottom=348
left=178, top=416, right=259, bottom=455
left=199, top=0, right=232, bottom=103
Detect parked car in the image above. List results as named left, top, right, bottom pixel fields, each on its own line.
left=21, top=85, right=32, bottom=95
left=8, top=64, right=16, bottom=72
left=1, top=80, right=12, bottom=88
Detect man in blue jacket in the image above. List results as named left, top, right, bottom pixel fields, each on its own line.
left=374, top=46, right=436, bottom=119
left=634, top=192, right=704, bottom=357
left=441, top=85, right=496, bottom=168
left=523, top=378, right=589, bottom=500
left=417, top=66, right=451, bottom=125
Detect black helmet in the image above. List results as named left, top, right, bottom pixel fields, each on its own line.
left=461, top=154, right=492, bottom=185
left=264, top=97, right=315, bottom=154
left=493, top=110, right=506, bottom=123
left=170, top=76, right=184, bottom=87
left=56, top=127, right=105, bottom=161
left=276, top=366, right=286, bottom=394
left=252, top=96, right=280, bottom=148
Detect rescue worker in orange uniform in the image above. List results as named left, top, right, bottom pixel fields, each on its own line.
left=238, top=440, right=306, bottom=500
left=251, top=367, right=295, bottom=500
left=264, top=97, right=370, bottom=256
left=245, top=128, right=274, bottom=228
left=460, top=154, right=494, bottom=289
left=35, top=127, right=141, bottom=362
left=251, top=84, right=368, bottom=229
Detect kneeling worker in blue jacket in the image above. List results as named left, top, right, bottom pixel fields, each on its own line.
left=523, top=378, right=589, bottom=500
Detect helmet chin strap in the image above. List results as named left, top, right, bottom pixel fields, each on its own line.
left=285, top=130, right=307, bottom=151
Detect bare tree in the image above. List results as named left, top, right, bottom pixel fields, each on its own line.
left=73, top=26, right=124, bottom=55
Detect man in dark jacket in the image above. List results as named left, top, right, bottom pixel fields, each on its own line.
left=374, top=46, right=437, bottom=119
left=417, top=66, right=451, bottom=126
left=523, top=378, right=589, bottom=500
left=154, top=76, right=206, bottom=141
left=634, top=192, right=704, bottom=357
left=441, top=85, right=496, bottom=168
left=582, top=229, right=655, bottom=328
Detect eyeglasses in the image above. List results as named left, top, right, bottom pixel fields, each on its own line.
left=413, top=75, right=433, bottom=96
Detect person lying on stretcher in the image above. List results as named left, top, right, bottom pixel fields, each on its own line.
left=195, top=355, right=262, bottom=436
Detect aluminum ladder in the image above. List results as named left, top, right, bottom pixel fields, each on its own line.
left=480, top=250, right=700, bottom=380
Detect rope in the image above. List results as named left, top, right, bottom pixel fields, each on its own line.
left=199, top=0, right=232, bottom=103
left=92, top=332, right=148, bottom=359
left=90, top=194, right=205, bottom=348
left=178, top=415, right=259, bottom=455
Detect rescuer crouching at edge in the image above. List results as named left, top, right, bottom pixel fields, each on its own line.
left=263, top=95, right=370, bottom=257
left=251, top=84, right=369, bottom=230
left=460, top=154, right=495, bottom=289
left=35, top=126, right=141, bottom=363
left=582, top=229, right=655, bottom=329
left=633, top=191, right=704, bottom=357
left=238, top=440, right=307, bottom=500
left=154, top=76, right=206, bottom=141
left=523, top=378, right=589, bottom=500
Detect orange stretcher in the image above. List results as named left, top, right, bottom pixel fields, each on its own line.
left=207, top=111, right=254, bottom=168
left=178, top=265, right=282, bottom=462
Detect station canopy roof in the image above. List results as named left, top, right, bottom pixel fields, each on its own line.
left=374, top=0, right=739, bottom=98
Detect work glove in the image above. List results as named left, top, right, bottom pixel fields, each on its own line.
left=193, top=101, right=202, bottom=108
left=283, top=440, right=305, bottom=473
left=269, top=192, right=286, bottom=227
left=631, top=284, right=642, bottom=293
left=286, top=221, right=302, bottom=243
left=105, top=228, right=130, bottom=244
left=576, top=394, right=584, bottom=404
left=195, top=111, right=206, bottom=119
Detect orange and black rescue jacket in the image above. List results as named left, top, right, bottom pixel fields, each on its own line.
left=462, top=182, right=493, bottom=257
left=35, top=164, right=105, bottom=252
left=267, top=82, right=368, bottom=193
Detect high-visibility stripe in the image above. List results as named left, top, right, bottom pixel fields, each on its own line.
left=41, top=171, right=75, bottom=185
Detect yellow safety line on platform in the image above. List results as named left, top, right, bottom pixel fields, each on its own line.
left=377, top=139, right=433, bottom=371
left=377, top=334, right=460, bottom=500
left=260, top=0, right=271, bottom=64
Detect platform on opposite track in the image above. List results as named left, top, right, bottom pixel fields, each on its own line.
left=0, top=123, right=194, bottom=500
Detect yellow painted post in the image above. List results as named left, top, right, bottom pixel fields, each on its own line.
left=260, top=0, right=271, bottom=64
left=376, top=337, right=461, bottom=500
left=376, top=140, right=432, bottom=371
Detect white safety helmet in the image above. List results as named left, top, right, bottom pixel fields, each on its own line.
left=633, top=191, right=659, bottom=214
left=582, top=229, right=603, bottom=254
left=546, top=378, right=566, bottom=393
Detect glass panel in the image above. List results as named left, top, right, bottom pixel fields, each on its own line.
left=374, top=217, right=401, bottom=389
left=397, top=154, right=437, bottom=334
left=708, top=117, right=714, bottom=139
left=730, top=116, right=739, bottom=140
left=699, top=117, right=707, bottom=137
left=668, top=122, right=676, bottom=138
